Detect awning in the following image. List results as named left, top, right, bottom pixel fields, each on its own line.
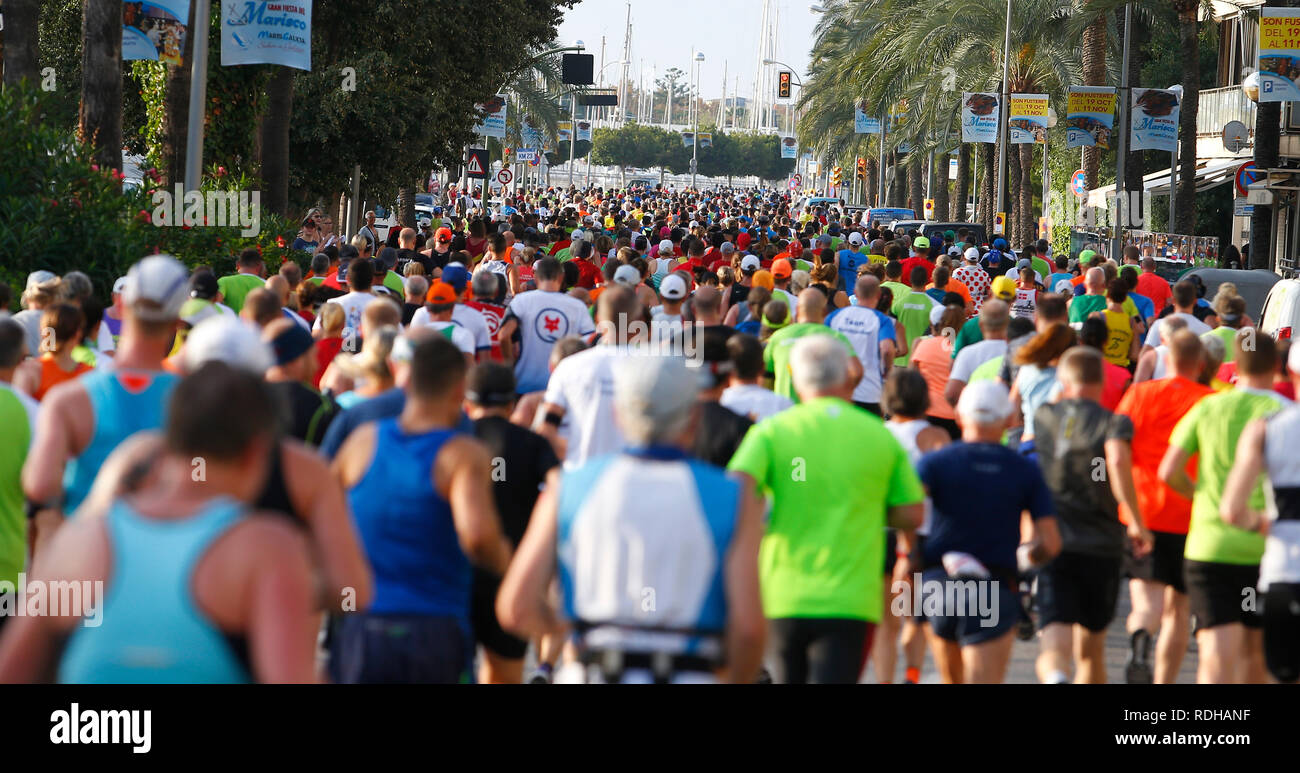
left=1085, top=157, right=1241, bottom=207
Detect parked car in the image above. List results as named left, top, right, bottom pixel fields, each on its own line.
left=1258, top=276, right=1300, bottom=340
left=1183, top=267, right=1279, bottom=323
left=880, top=219, right=988, bottom=248
left=858, top=207, right=916, bottom=227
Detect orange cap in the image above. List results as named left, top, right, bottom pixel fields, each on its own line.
left=771, top=258, right=793, bottom=278
left=425, top=280, right=458, bottom=304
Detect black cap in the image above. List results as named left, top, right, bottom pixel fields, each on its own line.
left=466, top=362, right=516, bottom=406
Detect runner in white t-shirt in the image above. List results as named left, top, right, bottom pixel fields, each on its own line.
left=719, top=332, right=792, bottom=422
left=498, top=256, right=596, bottom=395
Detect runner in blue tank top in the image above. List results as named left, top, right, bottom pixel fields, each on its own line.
left=0, top=362, right=317, bottom=683
left=497, top=354, right=765, bottom=684
left=331, top=331, right=512, bottom=683
left=23, top=256, right=190, bottom=559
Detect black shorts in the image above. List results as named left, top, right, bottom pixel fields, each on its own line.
left=926, top=415, right=960, bottom=441
left=766, top=617, right=874, bottom=684
left=1263, top=583, right=1300, bottom=683
left=1036, top=552, right=1122, bottom=633
left=1184, top=559, right=1262, bottom=630
left=329, top=614, right=472, bottom=684
left=854, top=401, right=882, bottom=417
left=471, top=570, right=528, bottom=660
left=1123, top=531, right=1187, bottom=594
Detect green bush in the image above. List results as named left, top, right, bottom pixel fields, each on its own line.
left=0, top=85, right=307, bottom=303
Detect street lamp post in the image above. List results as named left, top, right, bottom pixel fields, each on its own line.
left=692, top=51, right=705, bottom=190
left=994, top=0, right=1012, bottom=234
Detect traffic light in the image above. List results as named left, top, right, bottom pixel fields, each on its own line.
left=856, top=157, right=866, bottom=180
left=832, top=166, right=843, bottom=187
left=778, top=71, right=793, bottom=99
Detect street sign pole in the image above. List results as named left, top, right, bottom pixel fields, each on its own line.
left=568, top=93, right=577, bottom=187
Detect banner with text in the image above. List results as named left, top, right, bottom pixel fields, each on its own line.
left=961, top=92, right=999, bottom=143
left=1065, top=86, right=1117, bottom=149
left=123, top=0, right=189, bottom=65
left=682, top=131, right=695, bottom=147
left=780, top=136, right=799, bottom=159
left=575, top=120, right=592, bottom=142
left=557, top=121, right=572, bottom=143
left=220, top=0, right=312, bottom=71
left=474, top=95, right=508, bottom=138
left=855, top=106, right=882, bottom=134
left=1008, top=93, right=1049, bottom=144
left=1259, top=8, right=1300, bottom=102
left=699, top=132, right=713, bottom=149
left=1130, top=88, right=1180, bottom=152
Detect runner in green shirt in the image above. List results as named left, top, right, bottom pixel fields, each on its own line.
left=764, top=289, right=860, bottom=402
left=0, top=322, right=35, bottom=597
left=217, top=249, right=266, bottom=314
left=1161, top=335, right=1289, bottom=684
left=729, top=334, right=923, bottom=683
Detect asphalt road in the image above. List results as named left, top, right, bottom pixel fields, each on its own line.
left=864, top=589, right=1200, bottom=684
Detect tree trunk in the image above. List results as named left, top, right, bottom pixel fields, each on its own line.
left=1121, top=10, right=1149, bottom=230
left=1081, top=6, right=1107, bottom=191
left=1252, top=100, right=1281, bottom=270
left=1008, top=141, right=1022, bottom=244
left=79, top=0, right=123, bottom=173
left=2, top=0, right=40, bottom=86
left=397, top=187, right=416, bottom=229
left=1008, top=142, right=1029, bottom=245
left=977, top=142, right=996, bottom=231
left=953, top=144, right=971, bottom=221
left=161, top=0, right=197, bottom=187
left=934, top=154, right=950, bottom=224
left=908, top=155, right=924, bottom=215
left=257, top=66, right=294, bottom=217
left=1175, top=1, right=1200, bottom=235
left=865, top=157, right=878, bottom=209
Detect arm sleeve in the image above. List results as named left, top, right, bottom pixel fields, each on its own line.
left=542, top=360, right=571, bottom=410
left=1024, top=463, right=1056, bottom=520
left=876, top=311, right=896, bottom=341
left=1107, top=413, right=1135, bottom=444
left=949, top=349, right=974, bottom=382
left=726, top=423, right=770, bottom=495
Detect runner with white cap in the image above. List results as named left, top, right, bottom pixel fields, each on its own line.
left=497, top=353, right=765, bottom=684
left=22, top=255, right=189, bottom=556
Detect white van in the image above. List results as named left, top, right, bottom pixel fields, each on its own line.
left=1260, top=278, right=1300, bottom=341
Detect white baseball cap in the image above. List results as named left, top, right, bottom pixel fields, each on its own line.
left=956, top=380, right=1013, bottom=424
left=848, top=232, right=865, bottom=245
left=112, top=276, right=128, bottom=294
left=182, top=315, right=273, bottom=375
left=740, top=255, right=761, bottom=272
left=660, top=272, right=689, bottom=300
left=964, top=247, right=981, bottom=262
left=613, top=354, right=698, bottom=442
left=123, top=254, right=190, bottom=321
left=612, top=264, right=641, bottom=288
left=929, top=305, right=947, bottom=326
left=658, top=239, right=674, bottom=254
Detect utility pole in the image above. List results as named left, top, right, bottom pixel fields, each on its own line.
left=1112, top=1, right=1133, bottom=261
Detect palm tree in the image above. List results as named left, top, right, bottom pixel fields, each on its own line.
left=79, top=0, right=123, bottom=173
left=258, top=67, right=295, bottom=217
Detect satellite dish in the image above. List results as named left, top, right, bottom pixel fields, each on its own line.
left=1222, top=120, right=1250, bottom=153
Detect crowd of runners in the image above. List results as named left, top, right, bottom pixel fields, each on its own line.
left=0, top=184, right=1296, bottom=684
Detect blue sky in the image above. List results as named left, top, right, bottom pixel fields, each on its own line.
left=557, top=0, right=819, bottom=101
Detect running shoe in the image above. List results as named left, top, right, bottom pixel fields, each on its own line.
left=1125, top=629, right=1153, bottom=685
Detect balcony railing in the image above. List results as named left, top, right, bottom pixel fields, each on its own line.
left=1196, top=85, right=1255, bottom=137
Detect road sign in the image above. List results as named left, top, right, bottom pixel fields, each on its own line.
left=1222, top=120, right=1249, bottom=154
left=466, top=148, right=489, bottom=179
left=993, top=212, right=1006, bottom=235
left=1235, top=161, right=1260, bottom=197
left=1070, top=170, right=1088, bottom=199
left=923, top=199, right=935, bottom=219
left=515, top=148, right=538, bottom=162
left=789, top=174, right=802, bottom=190
left=1234, top=197, right=1255, bottom=217
left=497, top=168, right=513, bottom=186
